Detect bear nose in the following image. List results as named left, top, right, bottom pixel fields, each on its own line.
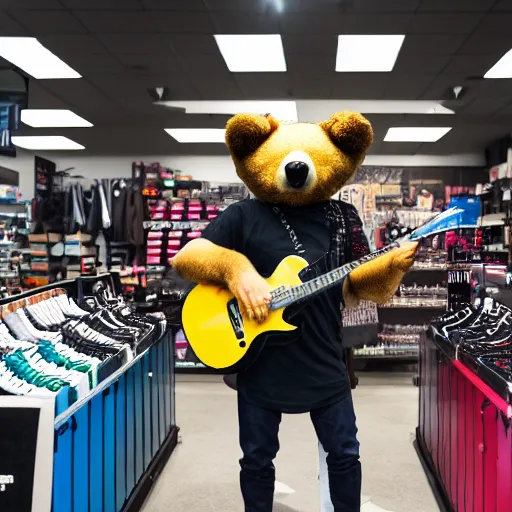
left=285, top=161, right=309, bottom=189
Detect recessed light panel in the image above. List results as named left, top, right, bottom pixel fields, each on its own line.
left=21, top=109, right=92, bottom=128
left=214, top=34, right=286, bottom=72
left=157, top=100, right=298, bottom=122
left=165, top=129, right=226, bottom=143
left=384, top=127, right=452, bottom=142
left=12, top=136, right=85, bottom=150
left=336, top=35, right=405, bottom=72
left=0, top=38, right=81, bottom=79
left=484, top=48, right=512, bottom=78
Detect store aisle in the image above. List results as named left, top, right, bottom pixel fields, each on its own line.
left=141, top=373, right=438, bottom=512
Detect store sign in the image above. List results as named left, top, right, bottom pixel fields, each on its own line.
left=0, top=397, right=55, bottom=512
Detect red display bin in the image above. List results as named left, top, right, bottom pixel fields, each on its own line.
left=415, top=333, right=512, bottom=512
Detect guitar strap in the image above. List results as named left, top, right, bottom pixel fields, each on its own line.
left=271, top=200, right=364, bottom=270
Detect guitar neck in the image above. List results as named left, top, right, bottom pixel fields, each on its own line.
left=270, top=242, right=399, bottom=311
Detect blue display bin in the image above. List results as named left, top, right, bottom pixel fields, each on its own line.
left=53, top=331, right=177, bottom=512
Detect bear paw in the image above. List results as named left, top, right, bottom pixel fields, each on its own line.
left=389, top=241, right=417, bottom=273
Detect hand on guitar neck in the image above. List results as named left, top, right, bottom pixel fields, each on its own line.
left=345, top=241, right=418, bottom=305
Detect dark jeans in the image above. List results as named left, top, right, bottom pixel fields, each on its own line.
left=238, top=393, right=361, bottom=512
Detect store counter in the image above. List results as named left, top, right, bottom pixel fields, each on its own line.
left=416, top=332, right=512, bottom=512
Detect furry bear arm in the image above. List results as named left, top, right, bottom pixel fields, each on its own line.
left=171, top=238, right=255, bottom=287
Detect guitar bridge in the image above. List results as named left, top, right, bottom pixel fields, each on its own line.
left=227, top=298, right=246, bottom=346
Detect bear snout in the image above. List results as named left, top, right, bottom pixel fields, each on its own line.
left=285, top=161, right=309, bottom=189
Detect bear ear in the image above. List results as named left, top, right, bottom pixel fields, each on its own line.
left=225, top=113, right=279, bottom=160
left=318, top=111, right=373, bottom=160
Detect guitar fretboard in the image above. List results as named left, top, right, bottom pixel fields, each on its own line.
left=269, top=243, right=398, bottom=311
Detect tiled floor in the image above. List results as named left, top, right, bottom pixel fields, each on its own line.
left=142, top=373, right=439, bottom=512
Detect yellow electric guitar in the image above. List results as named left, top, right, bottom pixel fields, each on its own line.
left=181, top=243, right=397, bottom=373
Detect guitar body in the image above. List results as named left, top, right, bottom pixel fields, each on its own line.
left=181, top=255, right=309, bottom=372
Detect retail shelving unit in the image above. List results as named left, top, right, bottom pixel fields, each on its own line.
left=0, top=274, right=178, bottom=512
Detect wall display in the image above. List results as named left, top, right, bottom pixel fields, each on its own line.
left=34, top=157, right=55, bottom=201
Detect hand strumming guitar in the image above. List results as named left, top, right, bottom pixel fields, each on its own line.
left=226, top=269, right=272, bottom=324
left=171, top=238, right=271, bottom=323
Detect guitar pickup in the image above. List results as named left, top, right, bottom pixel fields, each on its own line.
left=227, top=298, right=245, bottom=341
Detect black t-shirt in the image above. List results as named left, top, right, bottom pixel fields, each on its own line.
left=202, top=199, right=350, bottom=413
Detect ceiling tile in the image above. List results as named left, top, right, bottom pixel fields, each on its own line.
left=234, top=74, right=289, bottom=98
left=399, top=34, right=465, bottom=55
left=1, top=0, right=63, bottom=8
left=0, top=11, right=28, bottom=36
left=280, top=13, right=345, bottom=34
left=282, top=35, right=338, bottom=55
left=419, top=0, right=494, bottom=11
left=493, top=0, right=512, bottom=10
left=330, top=74, right=388, bottom=98
left=287, top=73, right=332, bottom=98
left=38, top=34, right=106, bottom=55
left=96, top=34, right=173, bottom=54
left=418, top=73, right=472, bottom=99
left=209, top=11, right=280, bottom=33
left=61, top=0, right=142, bottom=8
left=180, top=53, right=230, bottom=75
left=75, top=11, right=215, bottom=33
left=374, top=142, right=423, bottom=156
left=169, top=35, right=219, bottom=55
left=474, top=77, right=512, bottom=96
left=90, top=73, right=201, bottom=102
left=457, top=33, right=512, bottom=56
left=73, top=54, right=125, bottom=76
left=286, top=54, right=335, bottom=74
left=117, top=54, right=184, bottom=75
left=459, top=97, right=510, bottom=115
left=204, top=0, right=269, bottom=12
left=39, top=79, right=113, bottom=113
left=393, top=54, right=451, bottom=74
left=26, top=83, right=69, bottom=110
left=188, top=75, right=243, bottom=100
left=140, top=0, right=207, bottom=8
left=282, top=0, right=420, bottom=12
left=474, top=13, right=512, bottom=33
left=281, top=13, right=412, bottom=34
left=8, top=10, right=87, bottom=34
left=382, top=74, right=434, bottom=100
left=408, top=13, right=483, bottom=33
left=446, top=54, right=498, bottom=75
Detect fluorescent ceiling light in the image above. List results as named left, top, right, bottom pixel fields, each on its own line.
left=21, top=109, right=92, bottom=128
left=12, top=136, right=85, bottom=150
left=336, top=35, right=405, bottom=72
left=0, top=37, right=81, bottom=79
left=165, top=129, right=226, bottom=143
left=297, top=100, right=454, bottom=120
left=484, top=48, right=512, bottom=78
left=157, top=100, right=298, bottom=122
left=214, top=34, right=286, bottom=72
left=384, top=127, right=452, bottom=142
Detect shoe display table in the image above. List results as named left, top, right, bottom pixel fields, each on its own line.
left=0, top=275, right=178, bottom=512
left=415, top=332, right=512, bottom=512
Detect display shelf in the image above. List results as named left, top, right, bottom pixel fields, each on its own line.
left=354, top=353, right=419, bottom=361
left=378, top=302, right=446, bottom=309
left=143, top=220, right=209, bottom=230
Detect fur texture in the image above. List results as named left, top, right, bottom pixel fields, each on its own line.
left=225, top=112, right=373, bottom=206
left=173, top=110, right=415, bottom=307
